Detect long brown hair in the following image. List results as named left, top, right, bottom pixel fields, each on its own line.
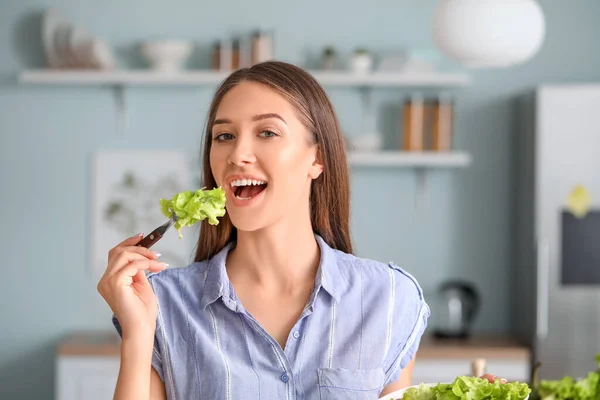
left=193, top=61, right=352, bottom=261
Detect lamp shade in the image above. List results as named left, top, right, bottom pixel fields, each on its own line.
left=432, top=0, right=545, bottom=68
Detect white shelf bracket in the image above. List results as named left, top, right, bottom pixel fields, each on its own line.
left=113, top=85, right=127, bottom=136
left=415, top=168, right=429, bottom=210
left=358, top=86, right=376, bottom=134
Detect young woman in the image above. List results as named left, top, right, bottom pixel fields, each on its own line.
left=98, top=61, right=502, bottom=399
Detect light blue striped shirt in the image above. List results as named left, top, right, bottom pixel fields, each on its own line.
left=112, top=234, right=430, bottom=399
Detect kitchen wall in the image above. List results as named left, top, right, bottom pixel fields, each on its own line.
left=2, top=0, right=600, bottom=398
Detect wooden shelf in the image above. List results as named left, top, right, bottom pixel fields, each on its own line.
left=347, top=151, right=472, bottom=168
left=18, top=69, right=471, bottom=88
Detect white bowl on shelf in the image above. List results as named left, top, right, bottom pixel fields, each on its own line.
left=140, top=40, right=193, bottom=72
left=346, top=132, right=383, bottom=152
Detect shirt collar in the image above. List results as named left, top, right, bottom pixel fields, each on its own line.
left=313, top=234, right=347, bottom=303
left=199, top=241, right=237, bottom=311
left=199, top=233, right=348, bottom=310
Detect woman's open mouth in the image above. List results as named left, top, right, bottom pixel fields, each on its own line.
left=231, top=179, right=268, bottom=201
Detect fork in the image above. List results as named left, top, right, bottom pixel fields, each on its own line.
left=136, top=211, right=178, bottom=249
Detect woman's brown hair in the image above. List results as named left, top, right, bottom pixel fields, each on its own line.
left=194, top=60, right=352, bottom=261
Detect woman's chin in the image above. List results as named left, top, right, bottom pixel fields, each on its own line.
left=229, top=215, right=270, bottom=233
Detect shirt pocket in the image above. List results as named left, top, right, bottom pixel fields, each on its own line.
left=317, top=367, right=385, bottom=399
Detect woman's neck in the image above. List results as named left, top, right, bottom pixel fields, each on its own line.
left=226, top=212, right=321, bottom=294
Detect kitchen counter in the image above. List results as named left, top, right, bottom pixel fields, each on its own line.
left=57, top=331, right=531, bottom=361
left=57, top=331, right=121, bottom=356
left=56, top=332, right=533, bottom=394
left=416, top=334, right=531, bottom=360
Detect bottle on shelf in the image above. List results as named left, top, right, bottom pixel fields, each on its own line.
left=212, top=39, right=233, bottom=71
left=430, top=92, right=454, bottom=152
left=231, top=39, right=240, bottom=70
left=211, top=41, right=221, bottom=70
left=212, top=30, right=273, bottom=71
left=251, top=30, right=274, bottom=65
left=402, top=93, right=426, bottom=151
left=400, top=92, right=455, bottom=152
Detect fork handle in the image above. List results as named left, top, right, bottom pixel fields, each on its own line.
left=136, top=228, right=164, bottom=249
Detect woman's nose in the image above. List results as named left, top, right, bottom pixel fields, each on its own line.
left=227, top=139, right=256, bottom=166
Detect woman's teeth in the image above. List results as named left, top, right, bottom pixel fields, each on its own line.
left=230, top=179, right=267, bottom=200
left=231, top=179, right=266, bottom=187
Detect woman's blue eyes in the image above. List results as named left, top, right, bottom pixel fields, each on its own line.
left=214, top=133, right=234, bottom=141
left=214, top=131, right=277, bottom=141
left=259, top=130, right=277, bottom=138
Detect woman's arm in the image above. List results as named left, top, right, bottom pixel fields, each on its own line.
left=150, top=367, right=167, bottom=400
left=113, top=332, right=166, bottom=400
left=379, top=355, right=416, bottom=397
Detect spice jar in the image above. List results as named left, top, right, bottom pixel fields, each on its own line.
left=231, top=39, right=240, bottom=70
left=430, top=93, right=454, bottom=151
left=213, top=39, right=232, bottom=71
left=251, top=30, right=273, bottom=65
left=402, top=93, right=425, bottom=151
left=212, top=41, right=221, bottom=70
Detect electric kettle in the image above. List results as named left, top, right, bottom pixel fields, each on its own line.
left=432, top=280, right=480, bottom=339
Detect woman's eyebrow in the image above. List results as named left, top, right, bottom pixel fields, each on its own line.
left=252, top=113, right=287, bottom=125
left=212, top=113, right=287, bottom=127
left=212, top=118, right=232, bottom=126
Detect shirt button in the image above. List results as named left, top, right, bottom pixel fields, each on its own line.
left=281, top=372, right=289, bottom=383
left=293, top=331, right=300, bottom=339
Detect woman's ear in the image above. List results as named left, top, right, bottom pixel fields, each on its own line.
left=308, top=148, right=324, bottom=179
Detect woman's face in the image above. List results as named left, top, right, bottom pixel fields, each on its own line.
left=209, top=81, right=323, bottom=232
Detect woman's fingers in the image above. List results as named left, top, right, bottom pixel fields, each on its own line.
left=480, top=374, right=507, bottom=383
left=108, top=233, right=158, bottom=259
left=106, top=246, right=161, bottom=276
left=115, top=259, right=168, bottom=284
left=114, top=232, right=145, bottom=248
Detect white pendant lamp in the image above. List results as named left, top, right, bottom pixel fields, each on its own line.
left=432, top=0, right=546, bottom=68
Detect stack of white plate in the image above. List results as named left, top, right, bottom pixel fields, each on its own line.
left=42, top=8, right=115, bottom=69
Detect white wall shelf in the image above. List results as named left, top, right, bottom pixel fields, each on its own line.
left=347, top=151, right=471, bottom=168
left=18, top=69, right=471, bottom=87
left=346, top=151, right=473, bottom=209
left=18, top=68, right=473, bottom=208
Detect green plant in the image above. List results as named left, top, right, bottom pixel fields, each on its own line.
left=322, top=46, right=335, bottom=57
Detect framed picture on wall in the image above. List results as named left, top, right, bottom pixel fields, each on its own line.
left=91, top=150, right=197, bottom=275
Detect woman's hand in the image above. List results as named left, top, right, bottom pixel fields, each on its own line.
left=97, top=233, right=168, bottom=338
left=480, top=374, right=508, bottom=384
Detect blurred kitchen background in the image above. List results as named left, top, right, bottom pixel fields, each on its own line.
left=3, top=0, right=600, bottom=399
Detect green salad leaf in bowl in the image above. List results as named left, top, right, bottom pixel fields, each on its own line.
left=159, top=187, right=226, bottom=238
left=531, top=354, right=600, bottom=400
left=395, top=376, right=531, bottom=400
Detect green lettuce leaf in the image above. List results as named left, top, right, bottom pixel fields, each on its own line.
left=536, top=354, right=600, bottom=400
left=159, top=187, right=226, bottom=238
left=399, top=376, right=531, bottom=400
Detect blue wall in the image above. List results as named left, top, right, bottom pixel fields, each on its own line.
left=3, top=1, right=600, bottom=398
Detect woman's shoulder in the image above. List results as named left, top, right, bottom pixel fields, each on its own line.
left=333, top=249, right=426, bottom=303
left=331, top=248, right=431, bottom=373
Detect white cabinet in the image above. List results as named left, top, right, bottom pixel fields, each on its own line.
left=56, top=356, right=120, bottom=400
